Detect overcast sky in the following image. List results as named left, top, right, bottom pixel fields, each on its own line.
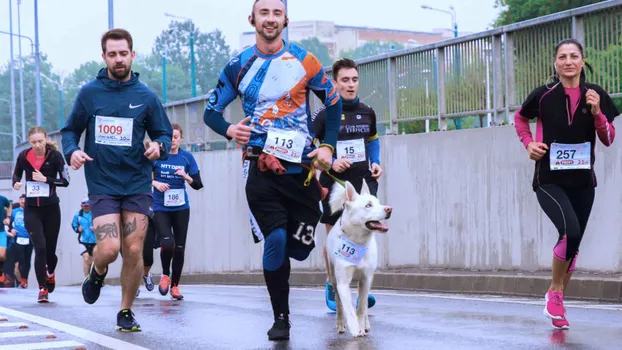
left=0, top=0, right=501, bottom=76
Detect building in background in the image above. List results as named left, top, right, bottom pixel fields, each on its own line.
left=239, top=20, right=469, bottom=57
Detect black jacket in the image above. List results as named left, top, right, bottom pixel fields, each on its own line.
left=12, top=145, right=70, bottom=207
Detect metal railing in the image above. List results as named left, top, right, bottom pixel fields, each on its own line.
left=161, top=0, right=622, bottom=150
left=3, top=1, right=621, bottom=180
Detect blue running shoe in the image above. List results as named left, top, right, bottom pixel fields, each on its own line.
left=325, top=281, right=336, bottom=311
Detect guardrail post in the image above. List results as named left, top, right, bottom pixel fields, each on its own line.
left=436, top=47, right=447, bottom=131
left=572, top=15, right=585, bottom=46
left=492, top=34, right=504, bottom=126
left=387, top=57, right=398, bottom=135
left=503, top=32, right=516, bottom=125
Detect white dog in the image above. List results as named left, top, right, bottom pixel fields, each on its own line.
left=325, top=180, right=392, bottom=337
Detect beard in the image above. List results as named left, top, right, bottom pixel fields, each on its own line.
left=108, top=64, right=132, bottom=81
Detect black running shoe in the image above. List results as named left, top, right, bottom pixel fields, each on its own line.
left=267, top=314, right=290, bottom=341
left=116, top=309, right=141, bottom=332
left=82, top=263, right=107, bottom=305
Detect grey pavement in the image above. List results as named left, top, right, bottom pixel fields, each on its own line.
left=1, top=284, right=622, bottom=349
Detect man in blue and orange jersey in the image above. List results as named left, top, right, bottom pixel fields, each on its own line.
left=203, top=0, right=342, bottom=341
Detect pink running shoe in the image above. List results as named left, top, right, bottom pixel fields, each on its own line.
left=552, top=314, right=570, bottom=329
left=543, top=290, right=565, bottom=320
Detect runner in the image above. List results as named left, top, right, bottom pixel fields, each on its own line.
left=203, top=0, right=341, bottom=341
left=152, top=123, right=203, bottom=300
left=60, top=28, right=172, bottom=331
left=12, top=126, right=69, bottom=301
left=9, top=194, right=33, bottom=289
left=514, top=38, right=619, bottom=329
left=0, top=194, right=12, bottom=286
left=71, top=198, right=96, bottom=277
left=312, top=58, right=383, bottom=311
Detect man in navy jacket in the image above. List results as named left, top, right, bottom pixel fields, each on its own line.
left=61, top=28, right=172, bottom=332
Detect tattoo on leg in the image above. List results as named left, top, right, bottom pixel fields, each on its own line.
left=140, top=215, right=149, bottom=233
left=123, top=217, right=137, bottom=237
left=95, top=223, right=119, bottom=241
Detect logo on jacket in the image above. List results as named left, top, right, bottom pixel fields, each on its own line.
left=129, top=103, right=144, bottom=109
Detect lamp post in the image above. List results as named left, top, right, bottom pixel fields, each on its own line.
left=34, top=0, right=43, bottom=127
left=40, top=73, right=64, bottom=129
left=161, top=50, right=167, bottom=103
left=422, top=4, right=461, bottom=129
left=164, top=13, right=197, bottom=98
left=283, top=0, right=289, bottom=42
left=108, top=0, right=114, bottom=29
left=8, top=0, right=17, bottom=155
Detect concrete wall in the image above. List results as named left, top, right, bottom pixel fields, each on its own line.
left=7, top=120, right=622, bottom=286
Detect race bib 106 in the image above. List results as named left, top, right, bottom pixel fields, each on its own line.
left=550, top=142, right=591, bottom=171
left=263, top=128, right=306, bottom=163
left=95, top=115, right=133, bottom=147
left=337, top=138, right=366, bottom=163
left=26, top=181, right=50, bottom=198
left=164, top=188, right=186, bottom=207
left=333, top=235, right=368, bottom=265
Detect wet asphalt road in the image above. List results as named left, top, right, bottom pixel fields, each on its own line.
left=1, top=283, right=622, bottom=349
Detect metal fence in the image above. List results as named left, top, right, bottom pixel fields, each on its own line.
left=3, top=1, right=621, bottom=179
left=161, top=0, right=622, bottom=150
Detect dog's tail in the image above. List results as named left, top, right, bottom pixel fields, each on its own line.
left=329, top=182, right=347, bottom=214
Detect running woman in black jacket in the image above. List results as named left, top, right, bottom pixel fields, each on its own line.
left=12, top=126, right=70, bottom=303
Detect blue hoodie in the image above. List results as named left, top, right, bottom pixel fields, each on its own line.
left=61, top=68, right=172, bottom=196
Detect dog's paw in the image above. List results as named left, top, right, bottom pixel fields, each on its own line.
left=352, top=329, right=366, bottom=338
left=365, top=326, right=371, bottom=333
left=337, top=319, right=346, bottom=333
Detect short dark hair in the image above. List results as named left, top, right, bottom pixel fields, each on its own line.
left=101, top=28, right=133, bottom=53
left=332, top=58, right=358, bottom=79
left=172, top=123, right=184, bottom=138
left=252, top=0, right=285, bottom=15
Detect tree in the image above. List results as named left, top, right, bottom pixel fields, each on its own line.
left=292, top=38, right=332, bottom=67
left=493, top=0, right=605, bottom=26
left=152, top=20, right=231, bottom=97
left=340, top=41, right=405, bottom=61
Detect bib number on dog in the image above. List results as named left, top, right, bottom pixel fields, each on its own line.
left=333, top=235, right=368, bottom=265
left=95, top=115, right=133, bottom=147
left=26, top=181, right=49, bottom=198
left=337, top=139, right=366, bottom=163
left=263, top=128, right=306, bottom=163
left=164, top=188, right=185, bottom=207
left=550, top=142, right=591, bottom=170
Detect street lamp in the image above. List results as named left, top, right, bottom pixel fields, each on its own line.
left=108, top=0, right=114, bottom=29
left=164, top=12, right=197, bottom=98
left=161, top=50, right=167, bottom=103
left=40, top=73, right=64, bottom=129
left=422, top=4, right=461, bottom=129
left=34, top=0, right=43, bottom=127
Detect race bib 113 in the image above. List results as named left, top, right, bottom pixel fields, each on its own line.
left=263, top=128, right=306, bottom=163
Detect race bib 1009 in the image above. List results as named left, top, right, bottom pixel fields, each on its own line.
left=26, top=181, right=49, bottom=198
left=95, top=115, right=133, bottom=147
left=164, top=188, right=186, bottom=207
left=333, top=235, right=368, bottom=265
left=337, top=138, right=366, bottom=163
left=550, top=142, right=591, bottom=170
left=263, top=128, right=306, bottom=163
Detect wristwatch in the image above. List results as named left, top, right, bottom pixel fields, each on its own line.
left=156, top=142, right=165, bottom=153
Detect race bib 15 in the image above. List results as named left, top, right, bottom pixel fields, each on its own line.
left=337, top=138, right=366, bottom=163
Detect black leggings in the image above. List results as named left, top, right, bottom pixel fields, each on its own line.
left=142, top=217, right=156, bottom=268
left=12, top=243, right=33, bottom=280
left=536, top=184, right=595, bottom=265
left=24, top=203, right=61, bottom=288
left=153, top=209, right=190, bottom=286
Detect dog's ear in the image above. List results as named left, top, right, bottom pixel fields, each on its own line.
left=360, top=180, right=370, bottom=196
left=345, top=181, right=358, bottom=202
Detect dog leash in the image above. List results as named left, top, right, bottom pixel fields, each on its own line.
left=301, top=158, right=345, bottom=188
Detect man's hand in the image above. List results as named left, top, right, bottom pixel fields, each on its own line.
left=32, top=170, right=47, bottom=182
left=3, top=218, right=10, bottom=226
left=70, top=150, right=93, bottom=170
left=527, top=141, right=549, bottom=161
left=332, top=159, right=351, bottom=173
left=153, top=181, right=170, bottom=192
left=13, top=182, right=22, bottom=190
left=78, top=225, right=83, bottom=233
left=144, top=141, right=161, bottom=161
left=308, top=146, right=333, bottom=172
left=8, top=229, right=16, bottom=238
left=371, top=163, right=384, bottom=179
left=226, top=116, right=252, bottom=145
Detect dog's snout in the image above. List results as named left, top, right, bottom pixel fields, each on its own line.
left=385, top=206, right=392, bottom=218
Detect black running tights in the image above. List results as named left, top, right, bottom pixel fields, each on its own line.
left=153, top=209, right=190, bottom=286
left=24, top=204, right=61, bottom=288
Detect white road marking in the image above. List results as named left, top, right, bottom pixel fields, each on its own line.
left=198, top=284, right=622, bottom=311
left=0, top=307, right=149, bottom=350
left=0, top=323, right=27, bottom=328
left=0, top=331, right=55, bottom=339
left=0, top=340, right=84, bottom=350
